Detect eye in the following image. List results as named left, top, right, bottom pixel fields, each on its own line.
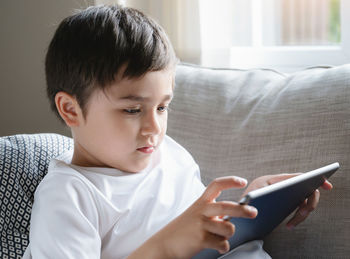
left=157, top=106, right=168, bottom=112
left=123, top=108, right=141, bottom=114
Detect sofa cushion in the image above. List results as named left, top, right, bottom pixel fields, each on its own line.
left=168, top=63, right=350, bottom=258
left=0, top=134, right=73, bottom=258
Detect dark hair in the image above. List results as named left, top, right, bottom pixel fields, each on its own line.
left=46, top=5, right=177, bottom=121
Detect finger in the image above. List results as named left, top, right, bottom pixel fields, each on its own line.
left=286, top=200, right=308, bottom=229
left=267, top=173, right=301, bottom=185
left=321, top=180, right=333, bottom=190
left=203, top=218, right=235, bottom=239
left=286, top=190, right=320, bottom=229
left=203, top=201, right=257, bottom=219
left=202, top=232, right=230, bottom=254
left=201, top=176, right=248, bottom=202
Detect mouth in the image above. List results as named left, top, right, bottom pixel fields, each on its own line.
left=137, top=146, right=155, bottom=154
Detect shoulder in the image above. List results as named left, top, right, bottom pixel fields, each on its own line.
left=161, top=135, right=198, bottom=170
left=34, top=152, right=99, bottom=217
left=41, top=151, right=94, bottom=194
left=28, top=155, right=102, bottom=258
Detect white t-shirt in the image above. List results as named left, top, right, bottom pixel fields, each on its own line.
left=24, top=135, right=205, bottom=259
left=23, top=135, right=271, bottom=259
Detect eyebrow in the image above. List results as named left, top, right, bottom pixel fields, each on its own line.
left=118, top=94, right=173, bottom=102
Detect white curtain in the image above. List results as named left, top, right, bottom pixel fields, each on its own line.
left=96, top=0, right=202, bottom=64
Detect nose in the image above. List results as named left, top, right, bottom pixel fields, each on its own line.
left=140, top=110, right=162, bottom=136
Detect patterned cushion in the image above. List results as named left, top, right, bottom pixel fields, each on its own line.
left=0, top=134, right=73, bottom=258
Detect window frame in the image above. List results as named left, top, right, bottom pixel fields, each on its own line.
left=202, top=0, right=349, bottom=72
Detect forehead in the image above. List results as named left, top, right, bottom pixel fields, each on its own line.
left=103, top=69, right=174, bottom=101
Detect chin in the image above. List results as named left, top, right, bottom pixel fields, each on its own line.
left=111, top=153, right=153, bottom=173
left=124, top=160, right=151, bottom=173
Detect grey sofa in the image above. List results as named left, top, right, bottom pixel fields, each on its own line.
left=169, top=63, right=350, bottom=258
left=1, top=63, right=349, bottom=258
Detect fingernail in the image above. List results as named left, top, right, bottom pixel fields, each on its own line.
left=248, top=206, right=258, bottom=214
left=287, top=224, right=294, bottom=230
left=220, top=247, right=229, bottom=254
left=235, top=176, right=247, bottom=185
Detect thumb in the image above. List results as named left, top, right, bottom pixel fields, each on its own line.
left=201, top=176, right=247, bottom=202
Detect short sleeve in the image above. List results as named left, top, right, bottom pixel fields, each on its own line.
left=26, top=173, right=101, bottom=259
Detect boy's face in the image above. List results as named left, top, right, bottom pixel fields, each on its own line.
left=71, top=69, right=174, bottom=173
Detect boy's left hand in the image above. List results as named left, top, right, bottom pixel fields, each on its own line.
left=242, top=174, right=333, bottom=230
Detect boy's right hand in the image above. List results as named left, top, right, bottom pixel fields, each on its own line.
left=150, top=176, right=258, bottom=259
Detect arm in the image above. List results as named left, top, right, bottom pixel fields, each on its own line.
left=29, top=176, right=101, bottom=258
left=127, top=176, right=257, bottom=259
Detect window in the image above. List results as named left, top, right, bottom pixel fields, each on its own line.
left=200, top=0, right=349, bottom=71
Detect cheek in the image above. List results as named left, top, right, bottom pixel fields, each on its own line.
left=160, top=114, right=168, bottom=134
left=108, top=121, right=140, bottom=143
left=85, top=113, right=135, bottom=142
left=94, top=124, right=136, bottom=154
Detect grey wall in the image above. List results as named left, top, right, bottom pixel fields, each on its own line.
left=0, top=0, right=94, bottom=137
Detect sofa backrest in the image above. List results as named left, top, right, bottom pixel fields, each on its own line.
left=168, top=63, right=350, bottom=258
left=1, top=63, right=349, bottom=258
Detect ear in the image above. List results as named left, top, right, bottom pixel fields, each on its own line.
left=55, top=92, right=83, bottom=127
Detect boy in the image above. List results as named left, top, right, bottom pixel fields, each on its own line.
left=23, top=5, right=331, bottom=259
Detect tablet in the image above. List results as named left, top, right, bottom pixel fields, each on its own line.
left=192, top=162, right=340, bottom=259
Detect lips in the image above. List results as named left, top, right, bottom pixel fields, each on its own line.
left=137, top=146, right=155, bottom=154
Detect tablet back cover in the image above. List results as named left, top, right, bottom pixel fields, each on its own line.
left=192, top=163, right=338, bottom=259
